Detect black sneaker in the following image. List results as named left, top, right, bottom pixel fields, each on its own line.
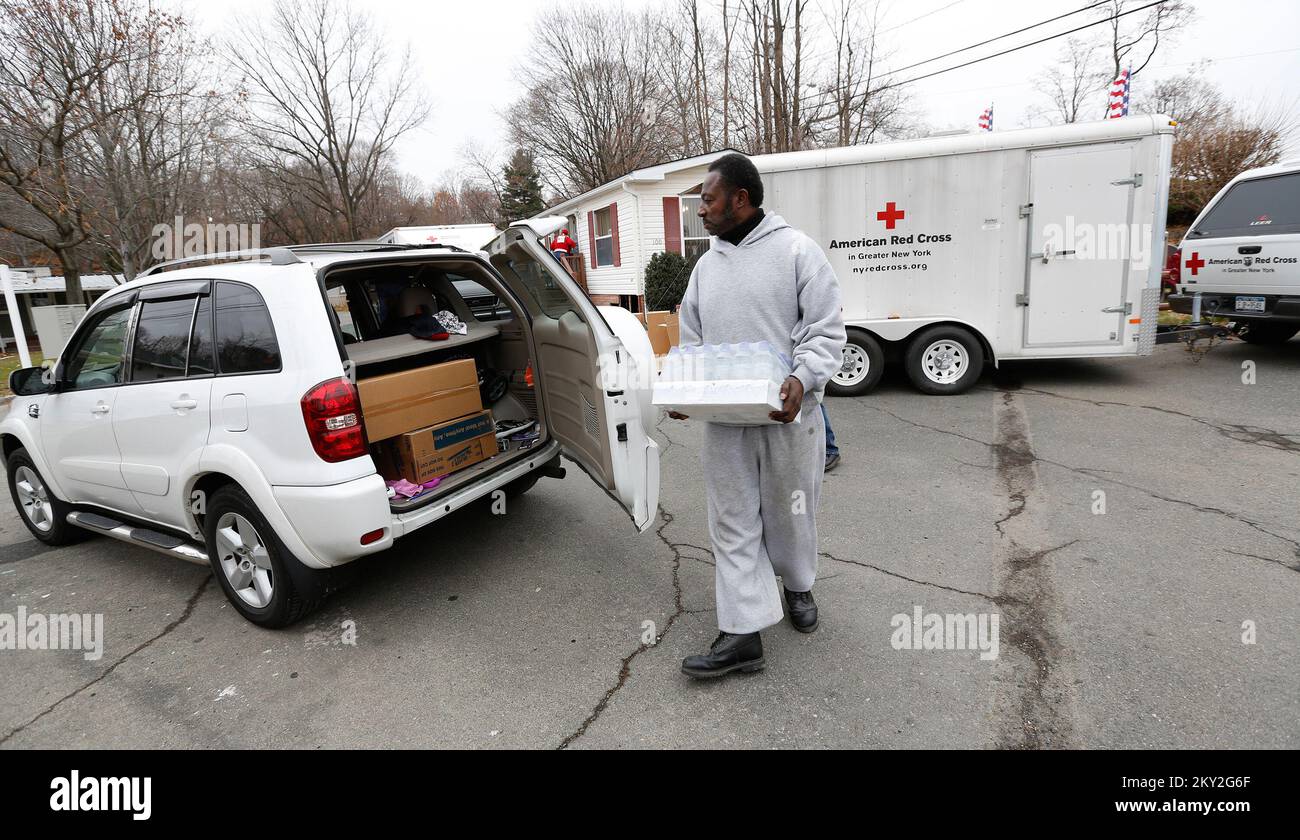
left=824, top=453, right=841, bottom=472
left=681, top=631, right=765, bottom=678
left=784, top=588, right=819, bottom=633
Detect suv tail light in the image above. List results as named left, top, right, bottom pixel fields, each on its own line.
left=301, top=377, right=368, bottom=462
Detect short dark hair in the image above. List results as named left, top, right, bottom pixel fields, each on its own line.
left=707, top=153, right=764, bottom=208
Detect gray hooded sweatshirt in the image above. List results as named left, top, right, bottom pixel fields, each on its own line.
left=677, top=212, right=846, bottom=403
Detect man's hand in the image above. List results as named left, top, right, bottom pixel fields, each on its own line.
left=667, top=410, right=690, bottom=420
left=769, top=375, right=804, bottom=423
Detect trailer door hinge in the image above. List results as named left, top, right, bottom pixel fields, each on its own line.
left=1101, top=302, right=1133, bottom=315
left=1111, top=174, right=1143, bottom=187
left=1015, top=293, right=1030, bottom=306
left=1018, top=204, right=1033, bottom=218
left=616, top=422, right=628, bottom=442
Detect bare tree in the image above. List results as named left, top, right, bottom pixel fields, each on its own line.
left=84, top=5, right=225, bottom=278
left=0, top=0, right=141, bottom=303
left=507, top=6, right=671, bottom=196
left=1034, top=38, right=1106, bottom=125
left=811, top=0, right=905, bottom=145
left=227, top=0, right=429, bottom=241
left=1102, top=0, right=1192, bottom=108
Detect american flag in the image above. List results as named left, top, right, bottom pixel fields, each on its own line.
left=978, top=104, right=993, bottom=132
left=1107, top=68, right=1131, bottom=119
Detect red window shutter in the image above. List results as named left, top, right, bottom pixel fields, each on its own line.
left=610, top=202, right=621, bottom=267
left=587, top=210, right=597, bottom=269
left=662, top=197, right=682, bottom=255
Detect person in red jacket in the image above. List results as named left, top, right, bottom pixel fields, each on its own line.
left=550, top=229, right=577, bottom=256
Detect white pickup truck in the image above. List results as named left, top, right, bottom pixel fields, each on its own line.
left=2, top=219, right=661, bottom=627
left=1169, top=160, right=1300, bottom=344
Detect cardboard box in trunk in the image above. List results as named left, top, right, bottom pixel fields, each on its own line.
left=388, top=410, right=499, bottom=484
left=643, top=311, right=679, bottom=357
left=357, top=358, right=481, bottom=442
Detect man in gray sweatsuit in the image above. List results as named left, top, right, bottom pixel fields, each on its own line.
left=669, top=153, right=846, bottom=678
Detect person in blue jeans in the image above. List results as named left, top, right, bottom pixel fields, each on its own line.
left=821, top=403, right=840, bottom=472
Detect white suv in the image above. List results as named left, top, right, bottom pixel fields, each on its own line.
left=2, top=219, right=660, bottom=626
left=1169, top=160, right=1300, bottom=343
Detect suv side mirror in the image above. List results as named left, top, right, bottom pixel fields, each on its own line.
left=9, top=365, right=56, bottom=396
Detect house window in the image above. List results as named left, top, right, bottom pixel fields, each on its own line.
left=594, top=206, right=615, bottom=267
left=680, top=195, right=710, bottom=263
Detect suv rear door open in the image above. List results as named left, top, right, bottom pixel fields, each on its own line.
left=486, top=220, right=660, bottom=532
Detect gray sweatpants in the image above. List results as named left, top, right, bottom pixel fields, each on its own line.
left=701, top=400, right=825, bottom=634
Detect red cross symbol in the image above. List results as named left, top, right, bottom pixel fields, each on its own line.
left=1184, top=251, right=1205, bottom=276
left=876, top=201, right=905, bottom=230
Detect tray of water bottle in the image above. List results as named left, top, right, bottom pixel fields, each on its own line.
left=651, top=341, right=800, bottom=425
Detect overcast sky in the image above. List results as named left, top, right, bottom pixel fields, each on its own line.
left=199, top=0, right=1300, bottom=186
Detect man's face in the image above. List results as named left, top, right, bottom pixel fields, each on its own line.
left=698, top=171, right=744, bottom=236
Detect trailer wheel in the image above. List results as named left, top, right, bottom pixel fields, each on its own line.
left=828, top=331, right=885, bottom=396
left=1239, top=322, right=1299, bottom=345
left=905, top=326, right=984, bottom=395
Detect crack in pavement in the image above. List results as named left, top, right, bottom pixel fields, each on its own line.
left=1224, top=548, right=1300, bottom=574
left=1003, top=385, right=1300, bottom=455
left=0, top=574, right=212, bottom=747
left=994, top=538, right=1080, bottom=750
left=855, top=397, right=1300, bottom=569
left=990, top=390, right=1077, bottom=750
left=654, top=411, right=684, bottom=459
left=557, top=505, right=687, bottom=750
left=818, top=549, right=1003, bottom=604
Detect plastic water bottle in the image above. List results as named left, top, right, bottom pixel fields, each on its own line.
left=663, top=347, right=683, bottom=383
left=715, top=344, right=735, bottom=381
left=735, top=342, right=755, bottom=380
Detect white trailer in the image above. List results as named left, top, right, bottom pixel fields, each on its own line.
left=752, top=114, right=1176, bottom=395
left=377, top=224, right=501, bottom=252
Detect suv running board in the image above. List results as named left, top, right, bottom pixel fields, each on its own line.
left=66, top=511, right=209, bottom=566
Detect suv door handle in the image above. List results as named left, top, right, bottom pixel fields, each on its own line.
left=91, top=404, right=111, bottom=415
left=170, top=398, right=198, bottom=410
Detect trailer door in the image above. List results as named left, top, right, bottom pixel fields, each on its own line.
left=1024, top=144, right=1136, bottom=347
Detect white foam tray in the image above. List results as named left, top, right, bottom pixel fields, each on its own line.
left=652, top=379, right=801, bottom=425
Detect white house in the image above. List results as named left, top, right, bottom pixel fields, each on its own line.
left=543, top=149, right=738, bottom=312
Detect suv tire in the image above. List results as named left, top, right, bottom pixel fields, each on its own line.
left=5, top=448, right=84, bottom=545
left=204, top=484, right=326, bottom=628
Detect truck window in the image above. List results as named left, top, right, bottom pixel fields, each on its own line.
left=131, top=297, right=199, bottom=382
left=188, top=295, right=214, bottom=376
left=62, top=306, right=132, bottom=390
left=215, top=282, right=281, bottom=374
left=1192, top=173, right=1300, bottom=238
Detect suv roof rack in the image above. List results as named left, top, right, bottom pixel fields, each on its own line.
left=287, top=242, right=470, bottom=254
left=141, top=247, right=303, bottom=277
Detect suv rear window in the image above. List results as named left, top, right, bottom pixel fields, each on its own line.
left=1191, top=172, right=1300, bottom=238
left=215, top=282, right=281, bottom=374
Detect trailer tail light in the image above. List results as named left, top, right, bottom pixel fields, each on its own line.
left=525, top=364, right=535, bottom=387
left=301, top=377, right=368, bottom=462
